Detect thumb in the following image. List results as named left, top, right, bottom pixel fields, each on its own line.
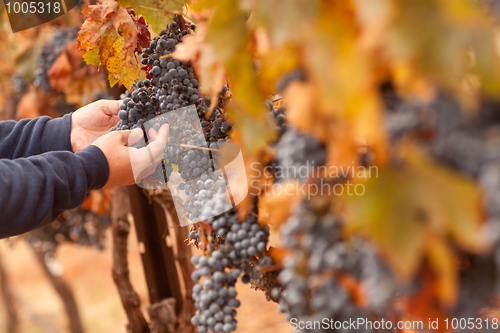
left=101, top=99, right=123, bottom=116
left=128, top=128, right=145, bottom=146
left=112, top=128, right=144, bottom=146
left=147, top=124, right=169, bottom=157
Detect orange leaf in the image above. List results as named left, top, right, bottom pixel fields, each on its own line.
left=77, top=0, right=150, bottom=89
left=258, top=180, right=306, bottom=229
left=47, top=51, right=73, bottom=92
left=339, top=273, right=368, bottom=308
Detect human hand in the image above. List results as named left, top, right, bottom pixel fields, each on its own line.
left=71, top=99, right=121, bottom=153
left=91, top=124, right=169, bottom=187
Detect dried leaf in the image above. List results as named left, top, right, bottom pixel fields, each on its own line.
left=16, top=87, right=56, bottom=119
left=82, top=189, right=112, bottom=216
left=258, top=181, right=306, bottom=229
left=48, top=41, right=107, bottom=106
left=47, top=51, right=73, bottom=91
left=78, top=0, right=151, bottom=89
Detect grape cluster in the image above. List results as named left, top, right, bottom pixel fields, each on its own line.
left=114, top=16, right=206, bottom=132
left=114, top=15, right=236, bottom=223
left=383, top=85, right=500, bottom=320
left=263, top=95, right=327, bottom=183
left=426, top=97, right=500, bottom=319
left=34, top=27, right=79, bottom=92
left=189, top=207, right=273, bottom=333
left=26, top=190, right=111, bottom=254
left=265, top=100, right=287, bottom=136
left=190, top=254, right=240, bottom=333
left=277, top=196, right=395, bottom=331
left=12, top=73, right=27, bottom=94
left=273, top=127, right=326, bottom=182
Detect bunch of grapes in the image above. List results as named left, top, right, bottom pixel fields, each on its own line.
left=381, top=86, right=500, bottom=320
left=189, top=206, right=273, bottom=333
left=12, top=73, right=27, bottom=94
left=26, top=190, right=111, bottom=255
left=268, top=81, right=500, bottom=331
left=114, top=15, right=232, bottom=191
left=34, top=27, right=79, bottom=92
left=276, top=196, right=395, bottom=330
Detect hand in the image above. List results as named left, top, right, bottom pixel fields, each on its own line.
left=71, top=99, right=121, bottom=153
left=91, top=124, right=169, bottom=187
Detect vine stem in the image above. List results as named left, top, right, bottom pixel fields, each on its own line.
left=180, top=144, right=219, bottom=152
left=30, top=246, right=85, bottom=333
left=110, top=186, right=151, bottom=333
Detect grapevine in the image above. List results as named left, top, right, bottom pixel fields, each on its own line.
left=24, top=0, right=500, bottom=332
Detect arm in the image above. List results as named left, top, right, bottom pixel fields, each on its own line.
left=0, top=146, right=108, bottom=238
left=0, top=99, right=121, bottom=159
left=0, top=124, right=169, bottom=239
left=0, top=114, right=73, bottom=159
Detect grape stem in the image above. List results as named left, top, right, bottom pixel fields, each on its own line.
left=180, top=144, right=220, bottom=152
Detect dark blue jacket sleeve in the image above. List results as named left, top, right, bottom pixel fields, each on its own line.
left=0, top=146, right=109, bottom=238
left=0, top=114, right=73, bottom=158
left=0, top=114, right=110, bottom=238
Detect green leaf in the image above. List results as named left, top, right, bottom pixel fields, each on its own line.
left=342, top=143, right=485, bottom=281
left=118, top=0, right=187, bottom=34
left=83, top=46, right=101, bottom=66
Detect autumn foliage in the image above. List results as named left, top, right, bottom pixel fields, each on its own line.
left=72, top=0, right=500, bottom=329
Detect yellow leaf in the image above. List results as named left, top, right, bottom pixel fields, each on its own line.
left=83, top=47, right=101, bottom=66
left=257, top=44, right=300, bottom=97
left=77, top=0, right=149, bottom=89
left=426, top=235, right=458, bottom=306
left=118, top=0, right=186, bottom=35
left=210, top=2, right=276, bottom=152
left=341, top=141, right=486, bottom=285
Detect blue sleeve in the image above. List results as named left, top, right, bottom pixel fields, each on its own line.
left=0, top=113, right=73, bottom=158
left=0, top=145, right=109, bottom=238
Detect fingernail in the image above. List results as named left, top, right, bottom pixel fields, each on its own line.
left=132, top=128, right=143, bottom=136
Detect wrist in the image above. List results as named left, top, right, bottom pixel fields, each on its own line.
left=42, top=113, right=74, bottom=153
left=70, top=112, right=77, bottom=153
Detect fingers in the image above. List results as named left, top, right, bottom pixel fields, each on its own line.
left=127, top=124, right=169, bottom=184
left=100, top=99, right=122, bottom=116
left=148, top=127, right=158, bottom=141
left=148, top=123, right=169, bottom=141
left=110, top=115, right=120, bottom=126
left=107, top=129, right=139, bottom=146
left=146, top=124, right=169, bottom=160
left=127, top=128, right=145, bottom=146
